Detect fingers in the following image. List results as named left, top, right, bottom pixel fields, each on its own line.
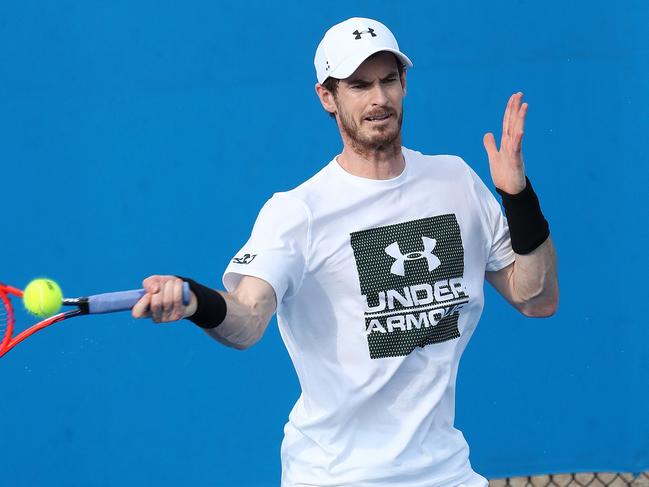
left=508, top=92, right=522, bottom=136
left=511, top=93, right=525, bottom=128
left=502, top=93, right=515, bottom=138
left=172, top=279, right=185, bottom=321
left=143, top=275, right=161, bottom=294
left=160, top=280, right=174, bottom=321
left=511, top=93, right=526, bottom=152
left=134, top=275, right=186, bottom=323
left=483, top=132, right=498, bottom=160
left=513, top=101, right=528, bottom=152
left=132, top=292, right=151, bottom=319
left=501, top=92, right=527, bottom=152
left=150, top=284, right=164, bottom=322
left=161, top=279, right=184, bottom=322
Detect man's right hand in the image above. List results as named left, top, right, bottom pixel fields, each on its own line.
left=132, top=275, right=197, bottom=323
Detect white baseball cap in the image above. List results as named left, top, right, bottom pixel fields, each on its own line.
left=314, top=17, right=413, bottom=84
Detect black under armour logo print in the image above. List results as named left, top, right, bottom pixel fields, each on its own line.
left=385, top=237, right=441, bottom=276
left=350, top=215, right=469, bottom=359
left=352, top=27, right=377, bottom=40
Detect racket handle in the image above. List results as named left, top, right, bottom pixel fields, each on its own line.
left=87, top=282, right=190, bottom=314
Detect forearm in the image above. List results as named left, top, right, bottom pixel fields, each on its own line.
left=179, top=275, right=275, bottom=350
left=511, top=236, right=559, bottom=316
left=201, top=291, right=268, bottom=350
left=493, top=172, right=559, bottom=317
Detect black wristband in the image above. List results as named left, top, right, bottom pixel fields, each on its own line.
left=178, top=277, right=227, bottom=329
left=495, top=176, right=550, bottom=255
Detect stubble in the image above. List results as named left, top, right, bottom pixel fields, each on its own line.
left=336, top=103, right=404, bottom=160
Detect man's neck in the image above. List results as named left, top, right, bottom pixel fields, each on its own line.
left=337, top=142, right=404, bottom=180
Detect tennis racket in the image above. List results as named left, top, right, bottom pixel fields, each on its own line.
left=0, top=281, right=190, bottom=358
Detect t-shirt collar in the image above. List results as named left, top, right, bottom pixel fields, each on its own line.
left=330, top=146, right=409, bottom=188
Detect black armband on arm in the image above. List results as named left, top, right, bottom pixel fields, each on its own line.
left=495, top=176, right=550, bottom=255
left=178, top=277, right=227, bottom=329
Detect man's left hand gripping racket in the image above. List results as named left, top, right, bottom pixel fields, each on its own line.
left=0, top=281, right=190, bottom=358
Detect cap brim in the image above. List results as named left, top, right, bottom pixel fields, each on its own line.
left=329, top=47, right=413, bottom=81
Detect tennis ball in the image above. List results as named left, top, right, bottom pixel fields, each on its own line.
left=23, top=278, right=63, bottom=317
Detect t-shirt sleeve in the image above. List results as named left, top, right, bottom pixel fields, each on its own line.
left=222, top=194, right=310, bottom=306
left=466, top=164, right=516, bottom=272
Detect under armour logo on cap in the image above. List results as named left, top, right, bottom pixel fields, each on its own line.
left=314, top=17, right=413, bottom=84
left=384, top=237, right=441, bottom=276
left=352, top=27, right=377, bottom=40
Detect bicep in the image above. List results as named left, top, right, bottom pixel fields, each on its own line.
left=485, top=262, right=522, bottom=310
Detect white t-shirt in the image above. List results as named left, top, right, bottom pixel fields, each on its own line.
left=223, top=146, right=515, bottom=487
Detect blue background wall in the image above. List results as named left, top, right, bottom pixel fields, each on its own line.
left=1, top=1, right=647, bottom=485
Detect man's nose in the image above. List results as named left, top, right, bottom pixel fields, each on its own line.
left=369, top=83, right=389, bottom=105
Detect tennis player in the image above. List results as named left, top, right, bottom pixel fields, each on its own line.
left=133, top=17, right=559, bottom=487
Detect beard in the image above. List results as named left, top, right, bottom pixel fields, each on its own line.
left=336, top=103, right=403, bottom=158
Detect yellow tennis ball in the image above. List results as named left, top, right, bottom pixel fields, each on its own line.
left=23, top=278, right=63, bottom=317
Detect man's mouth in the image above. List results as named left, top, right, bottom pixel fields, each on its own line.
left=365, top=112, right=392, bottom=122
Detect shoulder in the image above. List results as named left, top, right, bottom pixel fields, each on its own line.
left=258, top=192, right=312, bottom=228
left=402, top=146, right=474, bottom=179
left=256, top=164, right=331, bottom=227
left=402, top=147, right=496, bottom=207
left=268, top=158, right=339, bottom=215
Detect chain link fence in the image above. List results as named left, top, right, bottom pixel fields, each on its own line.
left=490, top=472, right=649, bottom=487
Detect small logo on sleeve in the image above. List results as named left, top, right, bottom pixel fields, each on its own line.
left=232, top=253, right=257, bottom=264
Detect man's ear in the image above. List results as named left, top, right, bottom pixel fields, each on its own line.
left=315, top=83, right=337, bottom=116
left=400, top=70, right=407, bottom=97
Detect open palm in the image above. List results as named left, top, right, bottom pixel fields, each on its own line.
left=483, top=92, right=529, bottom=194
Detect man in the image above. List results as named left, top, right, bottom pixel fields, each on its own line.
left=133, top=17, right=559, bottom=487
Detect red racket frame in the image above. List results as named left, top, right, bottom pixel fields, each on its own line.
left=0, top=283, right=71, bottom=358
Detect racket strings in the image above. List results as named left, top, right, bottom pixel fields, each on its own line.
left=0, top=290, right=15, bottom=350
left=0, top=306, right=7, bottom=334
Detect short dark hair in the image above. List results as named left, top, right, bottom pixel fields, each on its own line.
left=321, top=53, right=406, bottom=119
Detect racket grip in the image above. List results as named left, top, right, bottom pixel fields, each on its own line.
left=87, top=282, right=190, bottom=314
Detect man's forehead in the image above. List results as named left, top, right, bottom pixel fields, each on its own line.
left=343, top=52, right=399, bottom=82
